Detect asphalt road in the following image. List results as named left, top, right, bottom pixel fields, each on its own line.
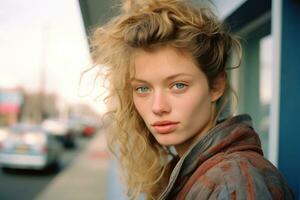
left=0, top=136, right=92, bottom=200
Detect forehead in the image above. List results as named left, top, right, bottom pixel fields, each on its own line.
left=131, top=47, right=201, bottom=78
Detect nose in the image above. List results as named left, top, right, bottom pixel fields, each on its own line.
left=152, top=90, right=171, bottom=116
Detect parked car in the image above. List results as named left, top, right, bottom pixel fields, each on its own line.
left=69, top=116, right=100, bottom=137
left=0, top=123, right=62, bottom=171
left=0, top=127, right=10, bottom=151
left=42, top=118, right=77, bottom=148
left=65, top=118, right=85, bottom=137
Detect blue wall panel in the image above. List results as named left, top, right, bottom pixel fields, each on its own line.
left=278, top=0, right=300, bottom=199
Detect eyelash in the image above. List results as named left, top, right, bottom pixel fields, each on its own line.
left=135, top=86, right=150, bottom=94
left=172, top=82, right=188, bottom=90
left=133, top=82, right=188, bottom=95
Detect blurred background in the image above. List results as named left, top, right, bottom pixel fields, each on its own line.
left=1, top=0, right=300, bottom=200
left=0, top=0, right=108, bottom=199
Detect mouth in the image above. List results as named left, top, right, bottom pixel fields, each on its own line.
left=151, top=121, right=179, bottom=134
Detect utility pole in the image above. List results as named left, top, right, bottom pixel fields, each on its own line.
left=39, top=24, right=49, bottom=122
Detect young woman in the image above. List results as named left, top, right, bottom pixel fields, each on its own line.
left=91, top=0, right=294, bottom=199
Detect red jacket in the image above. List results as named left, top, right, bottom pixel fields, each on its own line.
left=158, top=114, right=294, bottom=200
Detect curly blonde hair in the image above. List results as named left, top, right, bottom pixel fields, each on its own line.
left=90, top=0, right=241, bottom=199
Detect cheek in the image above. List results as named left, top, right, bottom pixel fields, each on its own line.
left=176, top=90, right=212, bottom=123
left=133, top=96, right=148, bottom=119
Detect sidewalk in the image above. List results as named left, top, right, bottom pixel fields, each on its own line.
left=35, top=132, right=110, bottom=200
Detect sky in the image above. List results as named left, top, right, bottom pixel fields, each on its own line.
left=0, top=0, right=107, bottom=114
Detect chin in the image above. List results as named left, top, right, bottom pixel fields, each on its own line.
left=154, top=136, right=182, bottom=147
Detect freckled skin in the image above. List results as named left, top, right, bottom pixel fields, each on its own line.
left=131, top=47, right=222, bottom=156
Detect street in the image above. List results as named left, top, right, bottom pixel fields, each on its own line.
left=0, top=135, right=92, bottom=200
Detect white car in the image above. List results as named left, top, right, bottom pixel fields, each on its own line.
left=0, top=124, right=62, bottom=171
left=42, top=119, right=77, bottom=148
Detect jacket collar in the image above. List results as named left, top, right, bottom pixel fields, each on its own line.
left=158, top=114, right=263, bottom=200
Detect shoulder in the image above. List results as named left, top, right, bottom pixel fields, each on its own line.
left=183, top=152, right=294, bottom=200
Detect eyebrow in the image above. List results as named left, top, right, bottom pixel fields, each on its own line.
left=130, top=73, right=193, bottom=83
left=165, top=73, right=193, bottom=80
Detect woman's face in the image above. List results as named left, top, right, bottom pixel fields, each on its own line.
left=131, top=47, right=223, bottom=156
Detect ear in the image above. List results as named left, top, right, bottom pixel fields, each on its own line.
left=210, top=72, right=226, bottom=102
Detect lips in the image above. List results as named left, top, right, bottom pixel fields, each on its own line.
left=151, top=121, right=179, bottom=134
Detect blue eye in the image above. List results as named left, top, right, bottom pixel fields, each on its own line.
left=136, top=86, right=150, bottom=93
left=174, top=83, right=186, bottom=90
